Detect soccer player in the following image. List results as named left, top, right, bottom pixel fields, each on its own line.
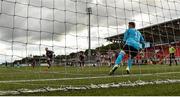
left=5, top=61, right=8, bottom=67
left=79, top=52, right=85, bottom=67
left=95, top=51, right=101, bottom=66
left=31, top=58, right=36, bottom=68
left=109, top=22, right=145, bottom=75
left=169, top=44, right=178, bottom=66
left=45, top=47, right=54, bottom=68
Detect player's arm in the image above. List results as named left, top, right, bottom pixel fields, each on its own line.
left=123, top=29, right=129, bottom=43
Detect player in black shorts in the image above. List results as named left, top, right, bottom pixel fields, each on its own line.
left=45, top=48, right=54, bottom=68
left=109, top=22, right=145, bottom=75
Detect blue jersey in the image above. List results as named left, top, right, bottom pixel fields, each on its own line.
left=123, top=28, right=145, bottom=50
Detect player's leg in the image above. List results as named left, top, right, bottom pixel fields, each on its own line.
left=47, top=58, right=52, bottom=68
left=175, top=58, right=178, bottom=65
left=82, top=60, right=85, bottom=67
left=79, top=61, right=82, bottom=67
left=126, top=46, right=138, bottom=74
left=50, top=59, right=52, bottom=68
left=47, top=60, right=50, bottom=68
left=32, top=60, right=36, bottom=68
left=169, top=54, right=172, bottom=66
left=173, top=53, right=178, bottom=65
left=32, top=63, right=35, bottom=68
left=109, top=46, right=127, bottom=75
left=97, top=60, right=100, bottom=67
left=126, top=56, right=133, bottom=74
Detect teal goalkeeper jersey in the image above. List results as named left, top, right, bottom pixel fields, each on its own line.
left=123, top=28, right=145, bottom=50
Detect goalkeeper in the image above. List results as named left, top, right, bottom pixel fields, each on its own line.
left=109, top=22, right=145, bottom=75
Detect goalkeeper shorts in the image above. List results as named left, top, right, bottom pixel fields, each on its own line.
left=123, top=45, right=138, bottom=58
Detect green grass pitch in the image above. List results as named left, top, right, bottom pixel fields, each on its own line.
left=0, top=64, right=180, bottom=96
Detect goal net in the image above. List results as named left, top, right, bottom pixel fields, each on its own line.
left=0, top=0, right=179, bottom=95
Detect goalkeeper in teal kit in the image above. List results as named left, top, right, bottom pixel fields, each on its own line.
left=109, top=22, right=145, bottom=75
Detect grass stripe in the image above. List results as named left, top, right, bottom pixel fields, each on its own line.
left=1, top=71, right=180, bottom=83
